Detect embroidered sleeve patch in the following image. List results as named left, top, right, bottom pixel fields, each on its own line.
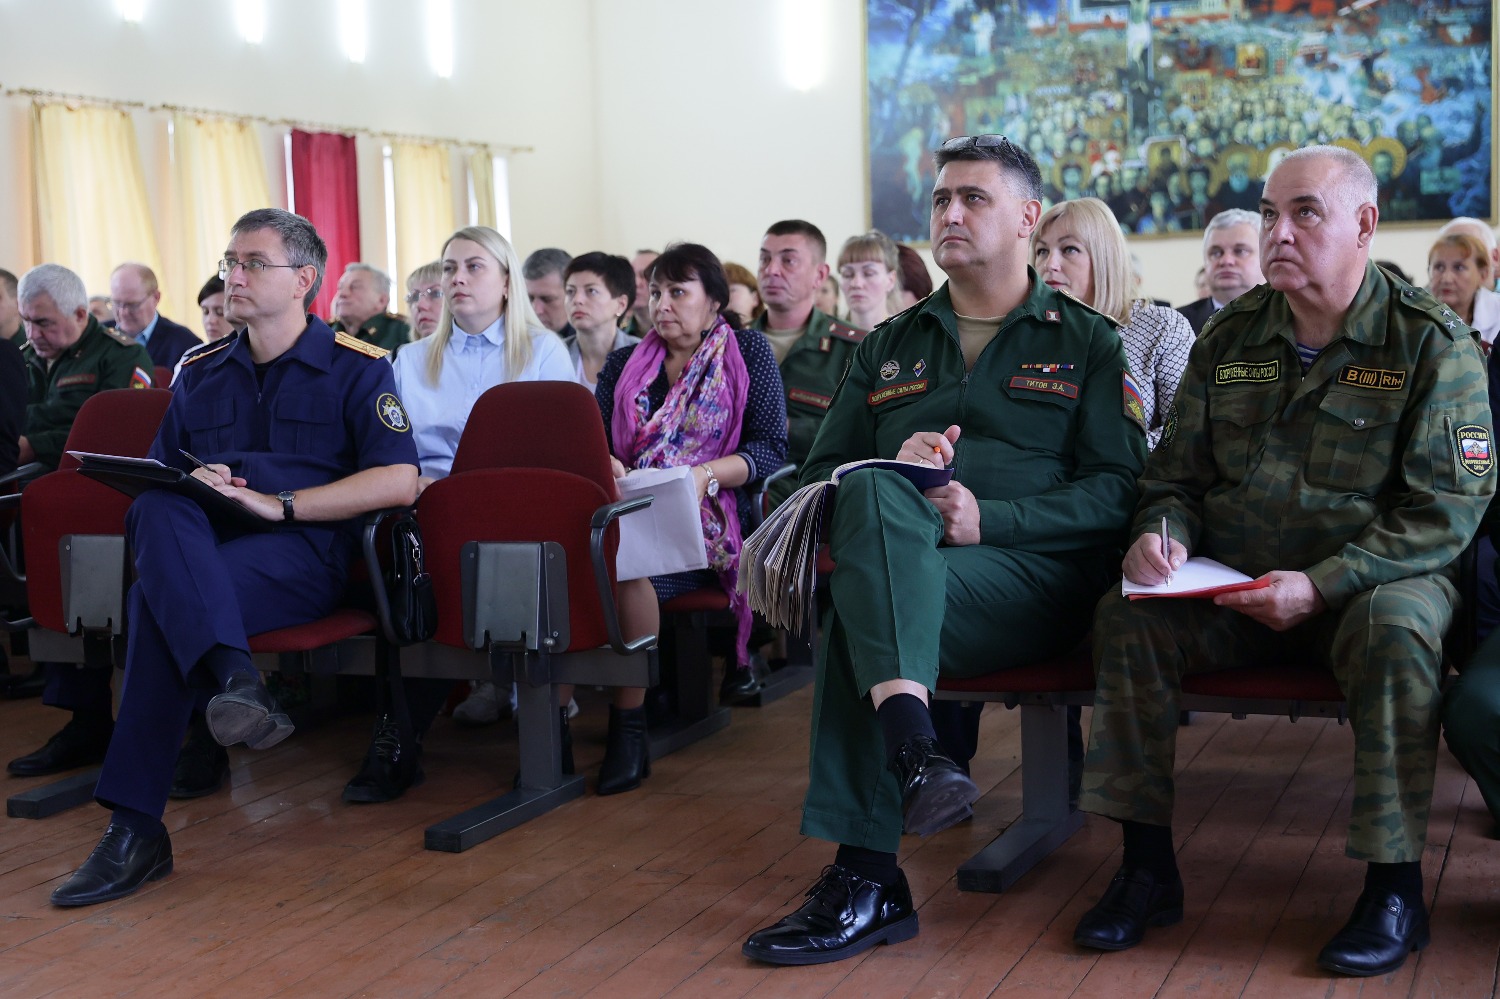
left=1160, top=402, right=1179, bottom=447
left=377, top=392, right=411, bottom=432
left=1214, top=360, right=1279, bottom=384
left=1456, top=424, right=1493, bottom=476
left=1007, top=375, right=1079, bottom=399
left=787, top=387, right=832, bottom=410
left=56, top=373, right=98, bottom=389
left=1338, top=365, right=1406, bottom=391
left=129, top=366, right=152, bottom=389
left=867, top=380, right=928, bottom=406
left=1122, top=371, right=1147, bottom=431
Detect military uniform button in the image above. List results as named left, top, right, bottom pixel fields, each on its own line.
left=1353, top=418, right=1366, bottom=428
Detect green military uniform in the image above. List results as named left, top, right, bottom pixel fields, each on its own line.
left=1081, top=263, right=1494, bottom=864
left=23, top=315, right=154, bottom=471
left=798, top=276, right=1146, bottom=852
left=331, top=312, right=410, bottom=353
left=753, top=306, right=866, bottom=505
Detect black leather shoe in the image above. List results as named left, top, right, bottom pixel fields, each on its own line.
left=0, top=664, right=48, bottom=700
left=50, top=823, right=173, bottom=907
left=889, top=734, right=980, bottom=837
left=8, top=717, right=113, bottom=777
left=169, top=716, right=230, bottom=799
left=1074, top=866, right=1185, bottom=951
left=597, top=705, right=649, bottom=795
left=720, top=660, right=765, bottom=704
left=743, top=864, right=918, bottom=965
left=1316, top=888, right=1429, bottom=977
left=206, top=673, right=293, bottom=750
left=343, top=714, right=425, bottom=804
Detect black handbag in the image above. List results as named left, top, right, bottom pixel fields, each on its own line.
left=385, top=513, right=437, bottom=645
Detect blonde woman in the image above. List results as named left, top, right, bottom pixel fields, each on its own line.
left=836, top=230, right=901, bottom=331
left=1032, top=198, right=1193, bottom=451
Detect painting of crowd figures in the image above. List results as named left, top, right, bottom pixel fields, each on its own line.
left=867, top=0, right=1494, bottom=241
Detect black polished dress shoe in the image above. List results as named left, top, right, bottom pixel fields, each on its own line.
left=343, top=714, right=425, bottom=804
left=168, top=718, right=230, bottom=799
left=1316, top=888, right=1429, bottom=977
left=205, top=673, right=293, bottom=750
left=889, top=734, right=980, bottom=837
left=7, top=717, right=113, bottom=777
left=1074, top=866, right=1185, bottom=951
left=51, top=823, right=173, bottom=907
left=743, top=864, right=918, bottom=965
left=720, top=660, right=765, bottom=704
left=0, top=664, right=48, bottom=700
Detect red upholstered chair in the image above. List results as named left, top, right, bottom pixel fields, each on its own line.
left=398, top=381, right=655, bottom=852
left=152, top=366, right=173, bottom=390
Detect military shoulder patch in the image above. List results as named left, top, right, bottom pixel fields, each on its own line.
left=129, top=366, right=152, bottom=389
left=336, top=331, right=390, bottom=359
left=1397, top=282, right=1473, bottom=339
left=1160, top=402, right=1179, bottom=447
left=827, top=320, right=866, bottom=343
left=1122, top=370, right=1147, bottom=431
left=1456, top=424, right=1493, bottom=476
left=1337, top=365, right=1406, bottom=391
left=102, top=325, right=137, bottom=347
left=1215, top=359, right=1279, bottom=384
left=181, top=335, right=237, bottom=367
left=376, top=392, right=411, bottom=432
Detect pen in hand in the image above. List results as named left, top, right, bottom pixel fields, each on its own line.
left=1161, top=516, right=1173, bottom=584
left=179, top=449, right=210, bottom=471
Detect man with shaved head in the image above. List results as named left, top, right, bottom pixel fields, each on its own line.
left=109, top=263, right=200, bottom=370
left=1076, top=146, right=1493, bottom=976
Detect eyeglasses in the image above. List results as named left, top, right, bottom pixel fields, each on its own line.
left=405, top=287, right=443, bottom=306
left=939, top=134, right=1017, bottom=154
left=219, top=258, right=303, bottom=280
left=113, top=298, right=151, bottom=313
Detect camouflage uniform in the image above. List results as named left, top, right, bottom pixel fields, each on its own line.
left=1081, top=263, right=1495, bottom=864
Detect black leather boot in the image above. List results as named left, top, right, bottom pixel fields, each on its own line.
left=596, top=705, right=649, bottom=795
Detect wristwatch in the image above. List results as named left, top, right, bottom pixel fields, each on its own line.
left=701, top=464, right=720, bottom=498
left=277, top=490, right=296, bottom=521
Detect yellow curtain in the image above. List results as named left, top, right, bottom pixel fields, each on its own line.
left=468, top=149, right=496, bottom=229
left=31, top=102, right=162, bottom=304
left=171, top=113, right=273, bottom=327
left=390, top=140, right=455, bottom=292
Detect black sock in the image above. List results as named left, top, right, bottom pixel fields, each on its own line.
left=111, top=805, right=166, bottom=840
left=1121, top=820, right=1178, bottom=880
left=877, top=693, right=936, bottom=768
left=1365, top=861, right=1422, bottom=905
left=835, top=844, right=899, bottom=884
left=200, top=645, right=255, bottom=688
left=72, top=705, right=113, bottom=731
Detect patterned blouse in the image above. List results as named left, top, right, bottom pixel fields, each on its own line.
left=1121, top=302, right=1195, bottom=451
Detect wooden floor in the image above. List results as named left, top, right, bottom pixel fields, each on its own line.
left=0, top=659, right=1497, bottom=998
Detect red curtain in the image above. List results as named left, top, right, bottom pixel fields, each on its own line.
left=290, top=129, right=360, bottom=321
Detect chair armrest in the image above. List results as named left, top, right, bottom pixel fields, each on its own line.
left=360, top=506, right=416, bottom=645
left=589, top=495, right=657, bottom=656
left=749, top=463, right=798, bottom=529
left=0, top=463, right=44, bottom=490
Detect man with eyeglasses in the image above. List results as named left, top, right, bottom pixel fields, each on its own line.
left=330, top=262, right=411, bottom=352
left=49, top=208, right=419, bottom=907
left=108, top=263, right=201, bottom=371
left=742, top=135, right=1145, bottom=966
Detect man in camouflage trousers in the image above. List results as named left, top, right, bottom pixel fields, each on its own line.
left=1075, top=146, right=1495, bottom=977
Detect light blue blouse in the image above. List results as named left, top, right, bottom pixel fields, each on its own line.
left=391, top=317, right=573, bottom=478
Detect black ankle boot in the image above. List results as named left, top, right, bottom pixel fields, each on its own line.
left=559, top=706, right=575, bottom=776
left=597, top=705, right=649, bottom=795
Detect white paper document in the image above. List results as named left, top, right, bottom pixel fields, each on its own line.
left=613, top=466, right=709, bottom=581
left=1121, top=556, right=1268, bottom=599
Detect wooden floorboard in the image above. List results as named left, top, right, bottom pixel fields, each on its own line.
left=0, top=658, right=1494, bottom=998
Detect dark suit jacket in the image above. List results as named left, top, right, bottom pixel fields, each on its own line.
left=1176, top=297, right=1217, bottom=336
left=0, top=335, right=25, bottom=476
left=140, top=314, right=202, bottom=370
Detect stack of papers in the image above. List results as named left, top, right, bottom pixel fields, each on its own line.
left=1121, top=557, right=1269, bottom=600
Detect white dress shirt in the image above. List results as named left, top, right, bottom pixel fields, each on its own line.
left=1472, top=287, right=1500, bottom=352
left=391, top=316, right=573, bottom=478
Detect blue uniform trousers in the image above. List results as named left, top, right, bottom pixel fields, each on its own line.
left=94, top=491, right=347, bottom=818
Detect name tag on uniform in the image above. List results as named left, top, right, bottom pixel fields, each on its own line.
left=1338, top=365, right=1406, bottom=391
left=1008, top=375, right=1079, bottom=399
left=56, top=373, right=98, bottom=388
left=788, top=388, right=832, bottom=410
left=868, top=380, right=927, bottom=406
left=1215, top=360, right=1278, bottom=384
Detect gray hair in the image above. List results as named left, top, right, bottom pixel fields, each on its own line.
left=1438, top=217, right=1498, bottom=252
left=230, top=208, right=328, bottom=307
left=343, top=261, right=392, bottom=294
left=18, top=263, right=88, bottom=315
left=1272, top=145, right=1378, bottom=211
left=522, top=247, right=572, bottom=281
left=1202, top=209, right=1262, bottom=251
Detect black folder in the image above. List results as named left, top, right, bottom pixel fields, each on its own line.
left=66, top=451, right=272, bottom=533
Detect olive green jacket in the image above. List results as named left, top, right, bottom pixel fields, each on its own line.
left=23, top=315, right=154, bottom=470
left=332, top=312, right=410, bottom=352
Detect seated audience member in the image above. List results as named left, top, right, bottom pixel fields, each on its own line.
left=562, top=252, right=640, bottom=390
left=1075, top=147, right=1492, bottom=977
left=1427, top=232, right=1500, bottom=352
left=109, top=263, right=201, bottom=370
left=816, top=272, right=841, bottom=317
left=1192, top=266, right=1209, bottom=301
left=837, top=230, right=902, bottom=332
left=743, top=135, right=1143, bottom=967
left=169, top=276, right=240, bottom=386
left=1438, top=216, right=1500, bottom=292
left=87, top=295, right=113, bottom=326
left=1129, top=252, right=1171, bottom=306
left=723, top=262, right=765, bottom=325
left=0, top=333, right=21, bottom=477
left=622, top=249, right=658, bottom=338
left=894, top=242, right=933, bottom=310
left=49, top=208, right=419, bottom=907
left=1033, top=198, right=1194, bottom=450
left=404, top=261, right=443, bottom=340
left=523, top=247, right=573, bottom=337
left=1176, top=209, right=1265, bottom=335
left=331, top=263, right=411, bottom=351
left=0, top=268, right=19, bottom=341
left=597, top=242, right=788, bottom=722
left=753, top=220, right=864, bottom=508
left=343, top=225, right=572, bottom=800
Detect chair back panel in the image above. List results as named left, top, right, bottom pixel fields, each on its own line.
left=153, top=366, right=174, bottom=390
left=449, top=381, right=616, bottom=492
left=58, top=388, right=174, bottom=471
left=418, top=467, right=618, bottom=652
